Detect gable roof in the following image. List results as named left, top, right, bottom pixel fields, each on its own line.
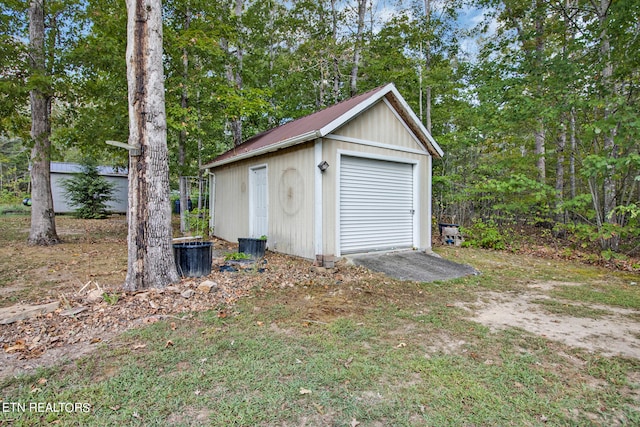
left=203, top=83, right=443, bottom=169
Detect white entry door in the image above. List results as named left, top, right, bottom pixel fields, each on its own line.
left=339, top=155, right=414, bottom=254
left=250, top=166, right=268, bottom=238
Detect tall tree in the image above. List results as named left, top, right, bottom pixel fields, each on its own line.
left=349, top=0, right=367, bottom=96
left=28, top=0, right=59, bottom=245
left=124, top=0, right=179, bottom=290
left=221, top=0, right=244, bottom=147
left=498, top=0, right=548, bottom=184
left=422, top=0, right=432, bottom=132
left=593, top=0, right=618, bottom=250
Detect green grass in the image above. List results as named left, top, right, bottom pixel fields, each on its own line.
left=3, top=283, right=640, bottom=426
left=0, top=204, right=30, bottom=215
left=0, top=211, right=29, bottom=242
left=531, top=298, right=612, bottom=318
left=550, top=283, right=640, bottom=310
left=2, top=235, right=640, bottom=426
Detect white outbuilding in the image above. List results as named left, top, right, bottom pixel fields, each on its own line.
left=50, top=161, right=128, bottom=214
left=203, top=83, right=444, bottom=266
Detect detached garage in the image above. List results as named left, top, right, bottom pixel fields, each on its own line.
left=203, top=83, right=443, bottom=265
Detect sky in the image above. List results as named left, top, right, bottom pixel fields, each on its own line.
left=367, top=0, right=499, bottom=60
left=457, top=6, right=500, bottom=59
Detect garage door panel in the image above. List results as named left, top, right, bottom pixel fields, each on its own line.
left=342, top=175, right=412, bottom=184
left=342, top=177, right=413, bottom=187
left=341, top=191, right=413, bottom=200
left=340, top=156, right=414, bottom=254
left=340, top=214, right=412, bottom=221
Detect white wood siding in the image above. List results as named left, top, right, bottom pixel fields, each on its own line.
left=212, top=143, right=316, bottom=258
left=211, top=164, right=249, bottom=244
left=333, top=100, right=424, bottom=151
left=51, top=173, right=128, bottom=214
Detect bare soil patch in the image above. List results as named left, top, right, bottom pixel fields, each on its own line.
left=458, top=281, right=640, bottom=359
left=0, top=216, right=128, bottom=307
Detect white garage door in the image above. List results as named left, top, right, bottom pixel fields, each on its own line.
left=339, top=155, right=414, bottom=254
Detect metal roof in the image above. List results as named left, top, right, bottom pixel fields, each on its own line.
left=50, top=162, right=128, bottom=177
left=203, top=83, right=443, bottom=169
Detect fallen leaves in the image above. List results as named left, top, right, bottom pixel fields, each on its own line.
left=1, top=240, right=367, bottom=376
left=4, top=339, right=27, bottom=353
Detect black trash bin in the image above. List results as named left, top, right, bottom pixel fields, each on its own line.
left=173, top=241, right=212, bottom=277
left=238, top=238, right=266, bottom=259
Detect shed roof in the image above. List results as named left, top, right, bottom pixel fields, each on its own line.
left=203, top=83, right=443, bottom=169
left=50, top=161, right=128, bottom=177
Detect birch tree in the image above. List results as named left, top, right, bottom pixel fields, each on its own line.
left=124, top=0, right=179, bottom=290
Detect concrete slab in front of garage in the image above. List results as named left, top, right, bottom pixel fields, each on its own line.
left=346, top=250, right=479, bottom=283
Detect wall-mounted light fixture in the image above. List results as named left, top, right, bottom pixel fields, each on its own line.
left=317, top=160, right=329, bottom=172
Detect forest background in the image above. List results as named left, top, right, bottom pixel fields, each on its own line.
left=1, top=0, right=638, bottom=259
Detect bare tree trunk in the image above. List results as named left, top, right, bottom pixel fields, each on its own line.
left=554, top=117, right=566, bottom=235
left=179, top=176, right=189, bottom=232
left=225, top=0, right=243, bottom=147
left=124, top=0, right=179, bottom=291
left=196, top=89, right=204, bottom=210
left=569, top=108, right=576, bottom=200
left=28, top=0, right=59, bottom=246
left=318, top=59, right=327, bottom=108
left=565, top=0, right=576, bottom=201
left=594, top=0, right=618, bottom=251
left=534, top=2, right=546, bottom=184
left=330, top=0, right=340, bottom=102
left=267, top=2, right=276, bottom=127
left=423, top=0, right=432, bottom=133
left=179, top=6, right=191, bottom=234
left=349, top=0, right=366, bottom=96
left=534, top=119, right=546, bottom=184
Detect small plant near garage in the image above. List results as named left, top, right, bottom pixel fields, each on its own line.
left=224, top=252, right=252, bottom=261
